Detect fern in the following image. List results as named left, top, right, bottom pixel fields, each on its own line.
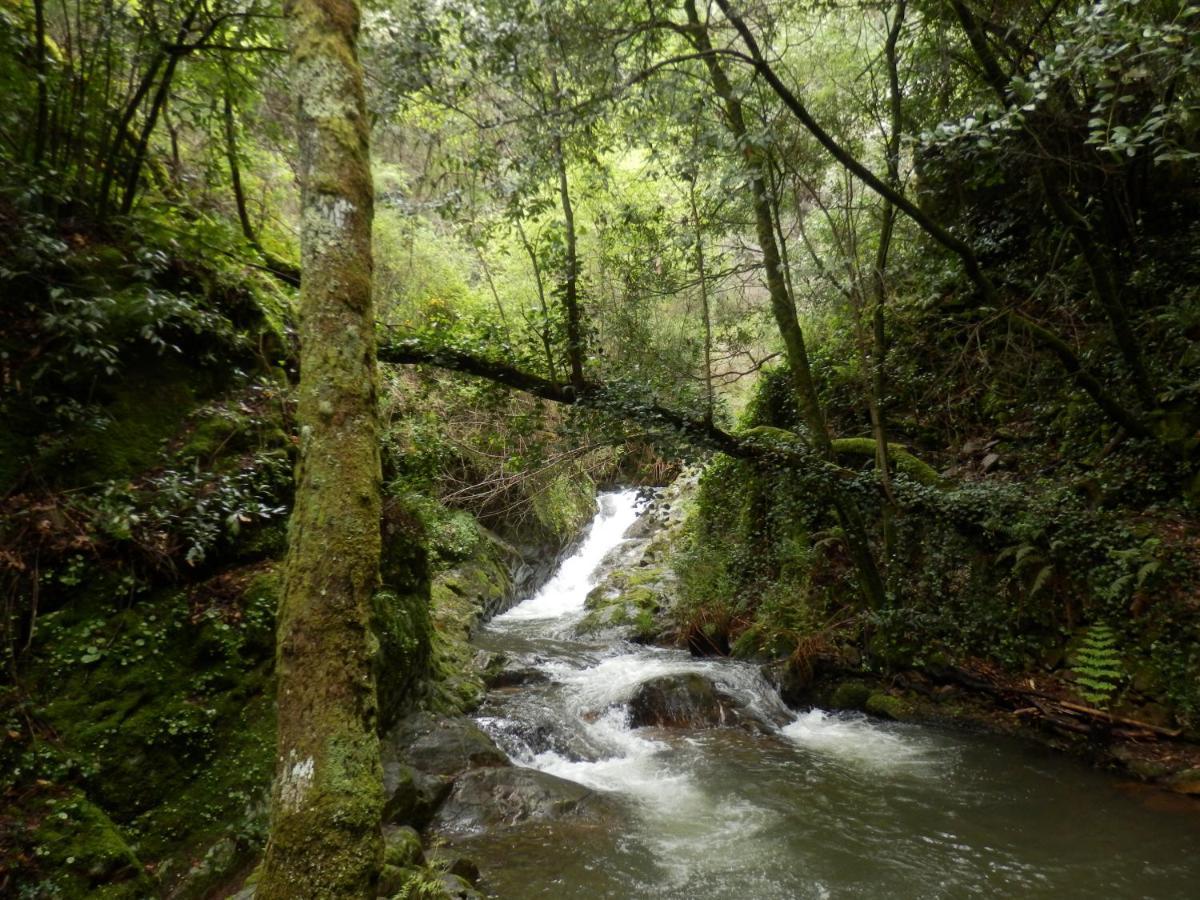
left=1070, top=623, right=1124, bottom=707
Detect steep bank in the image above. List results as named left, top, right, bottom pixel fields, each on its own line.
left=0, top=220, right=601, bottom=898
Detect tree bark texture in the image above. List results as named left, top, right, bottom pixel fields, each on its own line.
left=258, top=0, right=384, bottom=896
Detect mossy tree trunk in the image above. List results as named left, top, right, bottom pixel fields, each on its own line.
left=258, top=0, right=384, bottom=897
left=683, top=0, right=886, bottom=609
left=550, top=67, right=586, bottom=393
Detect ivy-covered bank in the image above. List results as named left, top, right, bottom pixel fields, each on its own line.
left=650, top=367, right=1200, bottom=791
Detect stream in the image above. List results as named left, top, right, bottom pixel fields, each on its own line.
left=452, top=491, right=1200, bottom=898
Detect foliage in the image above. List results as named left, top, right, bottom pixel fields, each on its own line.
left=1070, top=623, right=1126, bottom=708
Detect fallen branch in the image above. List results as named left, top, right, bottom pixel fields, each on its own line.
left=1056, top=700, right=1182, bottom=739
left=377, top=339, right=846, bottom=482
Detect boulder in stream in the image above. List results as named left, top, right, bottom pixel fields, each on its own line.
left=382, top=712, right=509, bottom=778
left=627, top=672, right=762, bottom=730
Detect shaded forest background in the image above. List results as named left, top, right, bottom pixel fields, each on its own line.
left=2, top=0, right=1200, bottom=896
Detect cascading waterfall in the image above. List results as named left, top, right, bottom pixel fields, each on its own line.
left=449, top=491, right=1200, bottom=899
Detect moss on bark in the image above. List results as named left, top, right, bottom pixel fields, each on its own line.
left=258, top=1, right=387, bottom=896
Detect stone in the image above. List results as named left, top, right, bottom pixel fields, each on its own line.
left=382, top=761, right=453, bottom=828
left=1165, top=768, right=1200, bottom=795
left=426, top=847, right=481, bottom=884
left=437, top=873, right=484, bottom=899
left=430, top=767, right=616, bottom=835
left=383, top=712, right=509, bottom=778
left=627, top=673, right=751, bottom=729
left=865, top=692, right=913, bottom=721
left=828, top=681, right=872, bottom=711
left=377, top=863, right=420, bottom=898
left=485, top=667, right=550, bottom=689
left=761, top=660, right=812, bottom=707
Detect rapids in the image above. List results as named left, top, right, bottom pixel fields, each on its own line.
left=447, top=491, right=1200, bottom=898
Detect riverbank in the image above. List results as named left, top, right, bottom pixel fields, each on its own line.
left=577, top=477, right=1200, bottom=798
left=426, top=490, right=1200, bottom=898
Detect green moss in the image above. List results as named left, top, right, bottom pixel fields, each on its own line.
left=421, top=525, right=517, bottom=714
left=865, top=692, right=914, bottom=721
left=829, top=682, right=872, bottom=710
left=26, top=788, right=153, bottom=899
left=579, top=584, right=661, bottom=641
left=373, top=587, right=433, bottom=730
left=830, top=437, right=944, bottom=487
left=383, top=826, right=424, bottom=868
left=69, top=362, right=200, bottom=486
left=23, top=568, right=281, bottom=888
left=530, top=465, right=597, bottom=545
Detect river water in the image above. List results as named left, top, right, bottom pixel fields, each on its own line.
left=455, top=491, right=1200, bottom=898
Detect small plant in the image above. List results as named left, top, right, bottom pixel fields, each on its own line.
left=1071, top=623, right=1124, bottom=708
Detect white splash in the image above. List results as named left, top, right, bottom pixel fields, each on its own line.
left=497, top=490, right=641, bottom=622
left=781, top=709, right=944, bottom=773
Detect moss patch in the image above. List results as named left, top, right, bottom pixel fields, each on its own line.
left=22, top=788, right=153, bottom=899
left=11, top=568, right=281, bottom=895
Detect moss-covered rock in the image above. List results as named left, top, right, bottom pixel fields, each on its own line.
left=828, top=681, right=872, bottom=711
left=865, top=691, right=915, bottom=721
left=579, top=476, right=693, bottom=643
left=426, top=526, right=522, bottom=713
left=23, top=788, right=153, bottom=899
left=383, top=826, right=425, bottom=868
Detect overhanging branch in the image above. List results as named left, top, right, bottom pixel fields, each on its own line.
left=376, top=339, right=852, bottom=481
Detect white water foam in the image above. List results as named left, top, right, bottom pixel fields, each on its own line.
left=497, top=489, right=642, bottom=622
left=781, top=708, right=945, bottom=774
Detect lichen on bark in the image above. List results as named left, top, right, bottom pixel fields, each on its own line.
left=257, top=0, right=386, bottom=897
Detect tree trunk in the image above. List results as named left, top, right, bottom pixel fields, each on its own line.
left=867, top=0, right=906, bottom=558
left=684, top=0, right=886, bottom=609
left=517, top=221, right=560, bottom=384
left=118, top=50, right=181, bottom=214
left=686, top=176, right=716, bottom=423
left=713, top=0, right=1155, bottom=443
left=32, top=0, right=49, bottom=168
left=550, top=68, right=585, bottom=392
left=224, top=84, right=258, bottom=244
left=257, top=0, right=384, bottom=896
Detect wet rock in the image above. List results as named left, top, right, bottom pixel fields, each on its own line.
left=482, top=716, right=600, bottom=763
left=430, top=767, right=616, bottom=835
left=382, top=761, right=452, bottom=828
left=486, top=666, right=550, bottom=689
left=865, top=692, right=914, bottom=721
left=828, top=681, right=872, bottom=711
left=761, top=659, right=813, bottom=707
left=1111, top=744, right=1173, bottom=781
left=627, top=673, right=752, bottom=729
left=1165, top=768, right=1200, bottom=795
left=383, top=712, right=509, bottom=778
left=436, top=873, right=484, bottom=899
left=378, top=863, right=420, bottom=897
left=426, top=847, right=481, bottom=884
